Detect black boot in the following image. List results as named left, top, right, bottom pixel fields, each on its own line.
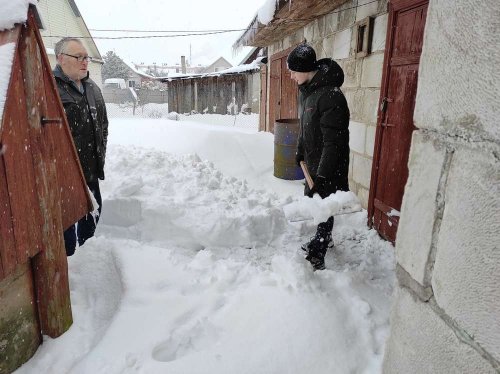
left=303, top=234, right=330, bottom=270
left=301, top=217, right=333, bottom=270
left=300, top=231, right=332, bottom=252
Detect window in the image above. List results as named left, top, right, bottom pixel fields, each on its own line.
left=356, top=16, right=374, bottom=58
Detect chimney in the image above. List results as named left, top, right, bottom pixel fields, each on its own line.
left=181, top=56, right=186, bottom=74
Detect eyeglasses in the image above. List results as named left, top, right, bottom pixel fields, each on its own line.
left=62, top=53, right=93, bottom=62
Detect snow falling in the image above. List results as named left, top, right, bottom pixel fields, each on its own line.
left=16, top=115, right=395, bottom=374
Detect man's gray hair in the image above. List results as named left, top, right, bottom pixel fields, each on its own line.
left=54, top=37, right=83, bottom=57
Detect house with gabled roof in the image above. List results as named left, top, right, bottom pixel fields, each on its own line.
left=202, top=56, right=232, bottom=73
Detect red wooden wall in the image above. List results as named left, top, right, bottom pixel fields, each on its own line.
left=0, top=7, right=92, bottom=339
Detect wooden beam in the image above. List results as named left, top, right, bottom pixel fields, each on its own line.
left=20, top=10, right=72, bottom=338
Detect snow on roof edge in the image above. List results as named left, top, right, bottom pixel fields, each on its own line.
left=0, top=0, right=36, bottom=32
left=162, top=59, right=262, bottom=82
left=123, top=60, right=156, bottom=79
left=0, top=42, right=17, bottom=132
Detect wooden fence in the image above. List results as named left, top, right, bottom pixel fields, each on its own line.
left=165, top=72, right=259, bottom=115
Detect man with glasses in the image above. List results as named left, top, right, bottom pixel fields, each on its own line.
left=54, top=37, right=109, bottom=256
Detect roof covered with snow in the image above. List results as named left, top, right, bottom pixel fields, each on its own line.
left=0, top=0, right=36, bottom=128
left=233, top=0, right=349, bottom=48
left=0, top=0, right=34, bottom=31
left=161, top=57, right=264, bottom=82
left=123, top=60, right=156, bottom=79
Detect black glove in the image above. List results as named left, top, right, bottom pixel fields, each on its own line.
left=306, top=175, right=327, bottom=198
left=295, top=152, right=304, bottom=166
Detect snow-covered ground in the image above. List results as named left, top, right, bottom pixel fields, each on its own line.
left=106, top=103, right=259, bottom=130
left=16, top=117, right=395, bottom=374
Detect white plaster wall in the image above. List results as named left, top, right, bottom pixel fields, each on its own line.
left=352, top=154, right=371, bottom=189
left=365, top=125, right=376, bottom=156
left=396, top=132, right=447, bottom=286
left=361, top=53, right=384, bottom=88
left=414, top=0, right=500, bottom=142
left=432, top=148, right=500, bottom=361
left=383, top=288, right=498, bottom=374
left=384, top=0, right=500, bottom=370
left=332, top=28, right=352, bottom=60
left=372, top=14, right=388, bottom=53
left=356, top=0, right=380, bottom=21
left=348, top=121, right=367, bottom=154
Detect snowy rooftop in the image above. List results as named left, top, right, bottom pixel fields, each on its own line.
left=162, top=57, right=264, bottom=82
left=124, top=60, right=156, bottom=79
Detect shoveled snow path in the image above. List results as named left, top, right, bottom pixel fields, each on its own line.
left=17, top=141, right=395, bottom=374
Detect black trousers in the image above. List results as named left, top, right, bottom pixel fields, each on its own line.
left=64, top=180, right=102, bottom=256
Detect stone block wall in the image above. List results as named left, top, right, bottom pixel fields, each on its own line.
left=267, top=0, right=388, bottom=208
left=383, top=0, right=500, bottom=372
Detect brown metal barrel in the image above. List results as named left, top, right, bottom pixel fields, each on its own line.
left=273, top=119, right=304, bottom=180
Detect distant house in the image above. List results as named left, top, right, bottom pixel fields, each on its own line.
left=123, top=61, right=156, bottom=88
left=132, top=61, right=203, bottom=78
left=202, top=56, right=232, bottom=73
left=37, top=0, right=104, bottom=87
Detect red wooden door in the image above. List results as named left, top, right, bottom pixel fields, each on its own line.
left=368, top=0, right=428, bottom=243
left=280, top=57, right=298, bottom=120
left=268, top=58, right=281, bottom=132
left=268, top=46, right=298, bottom=133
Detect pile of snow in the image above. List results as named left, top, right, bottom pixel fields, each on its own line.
left=16, top=118, right=395, bottom=374
left=0, top=0, right=35, bottom=126
left=0, top=0, right=34, bottom=31
left=258, top=0, right=278, bottom=24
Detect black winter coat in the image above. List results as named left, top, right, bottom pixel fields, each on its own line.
left=54, top=66, right=108, bottom=183
left=296, top=58, right=350, bottom=197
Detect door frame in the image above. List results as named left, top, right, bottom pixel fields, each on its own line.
left=267, top=45, right=298, bottom=132
left=367, top=0, right=429, bottom=234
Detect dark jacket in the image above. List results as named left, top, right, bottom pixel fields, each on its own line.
left=297, top=58, right=350, bottom=197
left=53, top=66, right=108, bottom=183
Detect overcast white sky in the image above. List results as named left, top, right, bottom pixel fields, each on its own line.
left=74, top=0, right=267, bottom=67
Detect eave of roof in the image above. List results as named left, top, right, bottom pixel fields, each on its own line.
left=160, top=61, right=262, bottom=82
left=234, top=0, right=350, bottom=48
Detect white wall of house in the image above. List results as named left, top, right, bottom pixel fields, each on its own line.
left=37, top=0, right=103, bottom=88
left=382, top=0, right=500, bottom=372
left=266, top=0, right=388, bottom=208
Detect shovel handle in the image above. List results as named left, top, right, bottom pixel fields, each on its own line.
left=300, top=161, right=314, bottom=190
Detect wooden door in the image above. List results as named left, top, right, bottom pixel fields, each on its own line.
left=280, top=57, right=298, bottom=120
left=268, top=58, right=281, bottom=132
left=268, top=46, right=298, bottom=133
left=368, top=0, right=428, bottom=243
left=259, top=65, right=267, bottom=132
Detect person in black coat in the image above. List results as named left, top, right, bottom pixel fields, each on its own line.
left=288, top=44, right=350, bottom=270
left=53, top=37, right=109, bottom=256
